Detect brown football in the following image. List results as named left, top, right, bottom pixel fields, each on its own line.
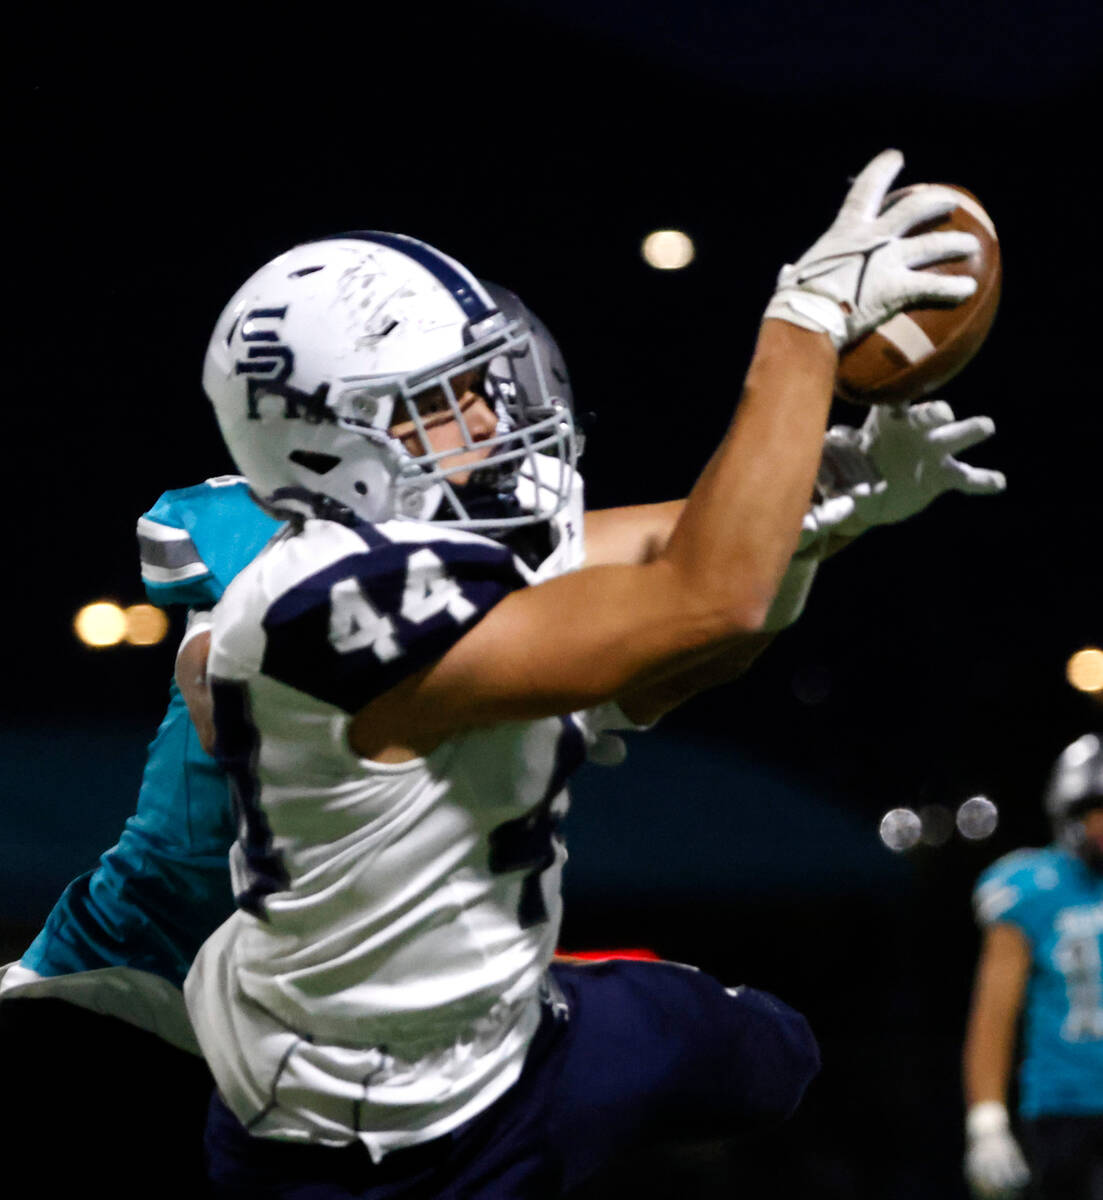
left=836, top=184, right=1001, bottom=406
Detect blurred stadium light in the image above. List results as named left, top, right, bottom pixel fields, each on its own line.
left=74, top=601, right=168, bottom=648
left=1067, top=646, right=1103, bottom=694
left=879, top=807, right=921, bottom=852
left=956, top=795, right=999, bottom=840
left=124, top=604, right=169, bottom=646
left=74, top=601, right=127, bottom=648
left=641, top=229, right=695, bottom=270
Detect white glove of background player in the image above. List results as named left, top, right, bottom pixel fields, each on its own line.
left=964, top=1102, right=1031, bottom=1198
left=764, top=149, right=979, bottom=349
left=829, top=401, right=1005, bottom=535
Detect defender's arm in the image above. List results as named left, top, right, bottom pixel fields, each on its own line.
left=582, top=501, right=684, bottom=568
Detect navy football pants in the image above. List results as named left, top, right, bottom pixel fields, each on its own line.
left=205, top=960, right=820, bottom=1198
left=1021, top=1115, right=1103, bottom=1200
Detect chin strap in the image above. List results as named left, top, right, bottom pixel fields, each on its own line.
left=254, top=486, right=359, bottom=528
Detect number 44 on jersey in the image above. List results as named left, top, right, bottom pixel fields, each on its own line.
left=329, top=549, right=478, bottom=661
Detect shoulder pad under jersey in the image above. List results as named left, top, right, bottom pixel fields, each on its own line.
left=138, top=476, right=283, bottom=608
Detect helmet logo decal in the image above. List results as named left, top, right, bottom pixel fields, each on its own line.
left=234, top=307, right=331, bottom=423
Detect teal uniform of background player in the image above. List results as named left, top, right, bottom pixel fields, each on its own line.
left=974, top=845, right=1103, bottom=1119
left=0, top=477, right=278, bottom=1197
left=16, top=477, right=279, bottom=1008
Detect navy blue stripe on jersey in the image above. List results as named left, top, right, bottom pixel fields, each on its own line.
left=260, top=537, right=527, bottom=714
left=550, top=717, right=587, bottom=801
left=488, top=717, right=586, bottom=928
left=210, top=678, right=289, bottom=918
left=322, top=232, right=495, bottom=323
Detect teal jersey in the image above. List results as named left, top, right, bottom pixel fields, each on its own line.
left=974, top=846, right=1103, bottom=1118
left=21, top=477, right=281, bottom=988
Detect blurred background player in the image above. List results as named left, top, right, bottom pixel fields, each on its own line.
left=179, top=150, right=992, bottom=1198
left=964, top=733, right=1103, bottom=1199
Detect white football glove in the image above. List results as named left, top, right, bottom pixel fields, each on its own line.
left=774, top=436, right=880, bottom=626
left=779, top=398, right=1003, bottom=625
left=964, top=1103, right=1031, bottom=1198
left=829, top=400, right=1005, bottom=535
left=795, top=446, right=884, bottom=553
left=764, top=149, right=979, bottom=349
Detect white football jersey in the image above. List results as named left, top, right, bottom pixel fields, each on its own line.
left=184, top=486, right=626, bottom=1161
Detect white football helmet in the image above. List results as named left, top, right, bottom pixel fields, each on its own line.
left=1045, top=733, right=1103, bottom=868
left=203, top=232, right=578, bottom=530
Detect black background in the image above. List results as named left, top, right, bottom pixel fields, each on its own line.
left=5, top=4, right=1101, bottom=1195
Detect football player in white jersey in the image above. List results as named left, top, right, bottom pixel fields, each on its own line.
left=180, top=150, right=999, bottom=1197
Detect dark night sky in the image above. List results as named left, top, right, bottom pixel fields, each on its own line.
left=4, top=7, right=1102, bottom=1192
left=10, top=2, right=1099, bottom=818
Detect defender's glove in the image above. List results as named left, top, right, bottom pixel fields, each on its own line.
left=781, top=398, right=1003, bottom=624
left=776, top=437, right=879, bottom=625
left=774, top=489, right=861, bottom=629
left=764, top=149, right=979, bottom=349
left=778, top=450, right=880, bottom=626
left=830, top=400, right=1005, bottom=535
left=964, top=1102, right=1031, bottom=1198
left=795, top=445, right=883, bottom=553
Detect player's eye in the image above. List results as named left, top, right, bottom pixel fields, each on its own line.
left=399, top=369, right=488, bottom=435
left=451, top=367, right=486, bottom=400
left=415, top=386, right=452, bottom=418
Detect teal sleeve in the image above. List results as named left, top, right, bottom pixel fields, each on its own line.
left=973, top=850, right=1050, bottom=946
left=139, top=477, right=281, bottom=607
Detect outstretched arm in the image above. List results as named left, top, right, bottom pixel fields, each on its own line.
left=349, top=149, right=980, bottom=759
left=614, top=540, right=842, bottom=724
left=962, top=923, right=1032, bottom=1197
